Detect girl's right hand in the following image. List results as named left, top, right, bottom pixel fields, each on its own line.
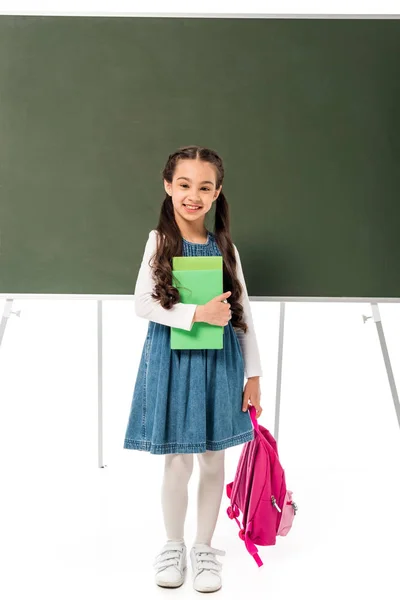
left=198, top=291, right=232, bottom=326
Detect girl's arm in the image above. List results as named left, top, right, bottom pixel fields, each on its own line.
left=233, top=244, right=263, bottom=379
left=134, top=230, right=198, bottom=331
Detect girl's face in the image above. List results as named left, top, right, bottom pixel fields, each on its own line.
left=164, top=159, right=222, bottom=225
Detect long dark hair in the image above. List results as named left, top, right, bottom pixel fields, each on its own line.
left=150, top=145, right=248, bottom=333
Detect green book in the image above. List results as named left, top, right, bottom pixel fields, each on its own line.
left=171, top=256, right=223, bottom=350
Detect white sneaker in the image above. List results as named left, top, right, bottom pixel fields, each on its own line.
left=190, top=543, right=226, bottom=593
left=153, top=541, right=187, bottom=588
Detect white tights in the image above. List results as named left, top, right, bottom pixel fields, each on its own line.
left=161, top=450, right=225, bottom=546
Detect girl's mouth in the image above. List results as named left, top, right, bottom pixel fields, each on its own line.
left=183, top=204, right=202, bottom=212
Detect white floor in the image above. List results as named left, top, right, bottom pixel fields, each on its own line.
left=1, top=299, right=400, bottom=599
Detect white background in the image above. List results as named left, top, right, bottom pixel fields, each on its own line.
left=1, top=2, right=400, bottom=599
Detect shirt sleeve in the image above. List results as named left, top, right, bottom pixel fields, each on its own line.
left=134, top=230, right=198, bottom=331
left=233, top=243, right=263, bottom=378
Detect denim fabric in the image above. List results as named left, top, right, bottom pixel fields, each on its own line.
left=123, top=231, right=254, bottom=455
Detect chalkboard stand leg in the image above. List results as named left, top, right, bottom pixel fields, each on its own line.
left=274, top=302, right=285, bottom=443
left=97, top=300, right=107, bottom=469
left=370, top=303, right=400, bottom=430
left=0, top=299, right=16, bottom=347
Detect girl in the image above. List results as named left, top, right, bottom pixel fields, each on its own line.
left=123, top=145, right=263, bottom=593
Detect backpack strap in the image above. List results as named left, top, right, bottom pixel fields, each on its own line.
left=248, top=405, right=260, bottom=432
left=227, top=506, right=261, bottom=565
left=244, top=521, right=263, bottom=567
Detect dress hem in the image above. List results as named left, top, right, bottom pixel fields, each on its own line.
left=123, top=429, right=255, bottom=455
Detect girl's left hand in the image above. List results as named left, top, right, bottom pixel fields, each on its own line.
left=242, top=376, right=262, bottom=418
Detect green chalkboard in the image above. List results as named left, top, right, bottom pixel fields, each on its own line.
left=0, top=16, right=399, bottom=297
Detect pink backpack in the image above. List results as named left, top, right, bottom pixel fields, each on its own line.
left=226, top=406, right=298, bottom=567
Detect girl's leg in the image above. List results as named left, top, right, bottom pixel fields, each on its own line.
left=195, top=450, right=225, bottom=545
left=161, top=453, right=194, bottom=542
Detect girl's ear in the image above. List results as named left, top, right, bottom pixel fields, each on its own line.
left=164, top=179, right=172, bottom=196
left=214, top=186, right=222, bottom=201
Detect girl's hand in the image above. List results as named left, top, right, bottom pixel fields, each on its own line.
left=242, top=376, right=262, bottom=418
left=197, top=291, right=232, bottom=327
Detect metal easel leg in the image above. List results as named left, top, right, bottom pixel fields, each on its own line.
left=274, top=302, right=285, bottom=443
left=370, top=303, right=400, bottom=431
left=98, top=300, right=106, bottom=468
left=0, top=299, right=17, bottom=348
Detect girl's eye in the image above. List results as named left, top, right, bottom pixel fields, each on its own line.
left=179, top=184, right=210, bottom=191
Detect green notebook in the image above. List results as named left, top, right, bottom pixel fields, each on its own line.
left=171, top=256, right=223, bottom=350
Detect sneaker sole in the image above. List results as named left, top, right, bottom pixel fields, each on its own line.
left=193, top=583, right=222, bottom=593
left=156, top=567, right=186, bottom=588
left=192, top=575, right=222, bottom=594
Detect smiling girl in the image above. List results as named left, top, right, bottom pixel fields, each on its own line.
left=123, top=145, right=263, bottom=593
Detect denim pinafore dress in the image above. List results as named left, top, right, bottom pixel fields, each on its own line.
left=123, top=231, right=254, bottom=455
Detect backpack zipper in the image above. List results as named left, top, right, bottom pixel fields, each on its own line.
left=271, top=495, right=282, bottom=512
left=272, top=494, right=298, bottom=515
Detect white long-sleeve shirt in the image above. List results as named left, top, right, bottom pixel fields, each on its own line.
left=134, top=230, right=263, bottom=378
